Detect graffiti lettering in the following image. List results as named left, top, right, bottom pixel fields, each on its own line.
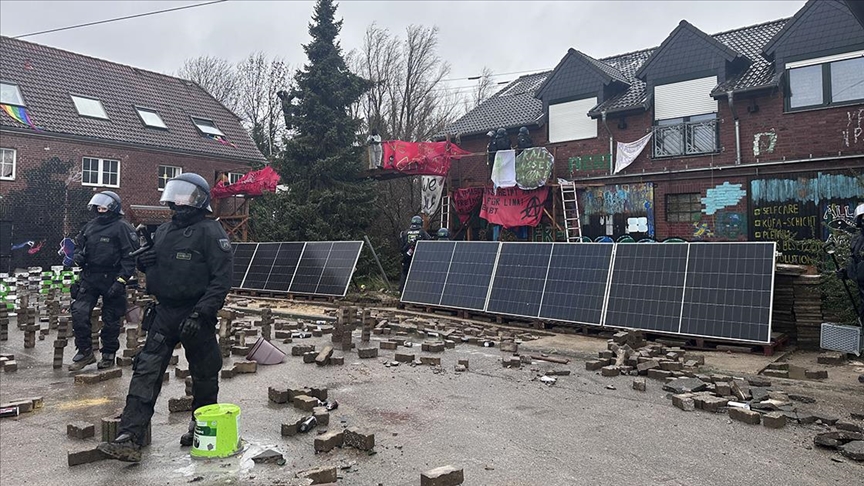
left=692, top=222, right=714, bottom=240
left=753, top=129, right=777, bottom=157
left=520, top=196, right=543, bottom=220
left=842, top=108, right=863, bottom=147
left=568, top=154, right=610, bottom=174
left=515, top=147, right=553, bottom=190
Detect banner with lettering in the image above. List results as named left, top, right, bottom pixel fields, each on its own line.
left=614, top=132, right=652, bottom=174
left=381, top=141, right=471, bottom=176
left=421, top=176, right=446, bottom=216
left=515, top=147, right=554, bottom=190
left=480, top=186, right=550, bottom=229
left=453, top=187, right=484, bottom=224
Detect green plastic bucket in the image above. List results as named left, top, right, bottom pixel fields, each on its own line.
left=191, top=403, right=241, bottom=458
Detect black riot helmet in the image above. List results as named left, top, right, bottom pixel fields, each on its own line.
left=410, top=215, right=422, bottom=229
left=519, top=126, right=529, bottom=135
left=87, top=191, right=123, bottom=215
left=160, top=172, right=212, bottom=212
left=436, top=228, right=450, bottom=240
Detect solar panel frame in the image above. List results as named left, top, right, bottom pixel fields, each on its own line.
left=486, top=242, right=553, bottom=318
left=315, top=241, right=364, bottom=297
left=539, top=242, right=614, bottom=326
left=231, top=242, right=257, bottom=289
left=400, top=240, right=457, bottom=306
left=289, top=241, right=334, bottom=295
left=438, top=241, right=500, bottom=311
left=263, top=242, right=306, bottom=292
left=241, top=242, right=280, bottom=289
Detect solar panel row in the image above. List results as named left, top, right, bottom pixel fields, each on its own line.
left=230, top=241, right=363, bottom=297
left=401, top=241, right=775, bottom=343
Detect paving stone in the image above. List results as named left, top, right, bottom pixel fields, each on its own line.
left=714, top=382, right=732, bottom=396
left=812, top=413, right=840, bottom=425
left=313, top=406, right=329, bottom=426
left=762, top=412, right=787, bottom=429
left=344, top=427, right=375, bottom=451
left=422, top=342, right=445, bottom=353
left=817, top=352, right=845, bottom=365
left=358, top=347, right=379, bottom=359
left=750, top=387, right=770, bottom=403
left=116, top=356, right=133, bottom=367
left=299, top=466, right=338, bottom=484
left=220, top=368, right=235, bottom=379
left=395, top=352, right=415, bottom=363
left=293, top=395, right=318, bottom=412
left=839, top=441, right=864, bottom=461
left=307, top=387, right=328, bottom=401
left=314, top=430, right=344, bottom=452
left=585, top=360, right=606, bottom=371
left=659, top=360, right=683, bottom=371
left=292, top=344, right=315, bottom=356
left=788, top=394, right=816, bottom=404
left=663, top=377, right=707, bottom=394
left=234, top=360, right=257, bottom=374
left=454, top=364, right=467, bottom=372
left=168, top=395, right=194, bottom=413
left=268, top=387, right=289, bottom=404
left=747, top=377, right=771, bottom=387
left=329, top=356, right=344, bottom=365
left=420, top=356, right=441, bottom=366
left=303, top=351, right=318, bottom=363
left=457, top=359, right=469, bottom=370
left=67, top=421, right=95, bottom=439
left=636, top=360, right=659, bottom=374
left=729, top=407, right=761, bottom=425
left=647, top=369, right=672, bottom=380
left=836, top=422, right=864, bottom=433
left=73, top=368, right=122, bottom=385
left=814, top=431, right=864, bottom=449
left=281, top=418, right=304, bottom=437
left=805, top=369, right=828, bottom=380
left=600, top=366, right=619, bottom=377
left=315, top=346, right=334, bottom=366
left=421, top=465, right=465, bottom=486
left=672, top=394, right=695, bottom=411
left=380, top=341, right=398, bottom=350
left=67, top=447, right=108, bottom=467
left=730, top=380, right=751, bottom=401
left=632, top=378, right=646, bottom=391
left=694, top=395, right=728, bottom=413
left=711, top=374, right=731, bottom=383
left=251, top=449, right=284, bottom=464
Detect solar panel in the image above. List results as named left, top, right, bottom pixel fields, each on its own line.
left=604, top=243, right=688, bottom=333
left=241, top=242, right=280, bottom=289
left=289, top=242, right=333, bottom=294
left=263, top=242, right=305, bottom=292
left=401, top=240, right=457, bottom=306
left=232, top=243, right=257, bottom=288
left=680, top=242, right=775, bottom=343
left=439, top=242, right=499, bottom=311
left=486, top=243, right=552, bottom=317
left=539, top=243, right=613, bottom=325
left=315, top=241, right=363, bottom=296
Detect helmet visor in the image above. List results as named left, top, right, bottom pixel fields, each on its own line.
left=160, top=179, right=209, bottom=208
left=87, top=193, right=117, bottom=211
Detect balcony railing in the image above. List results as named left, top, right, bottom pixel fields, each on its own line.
left=652, top=118, right=718, bottom=158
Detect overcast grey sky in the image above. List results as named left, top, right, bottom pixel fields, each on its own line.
left=0, top=0, right=806, bottom=97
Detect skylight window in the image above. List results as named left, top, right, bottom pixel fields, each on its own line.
left=71, top=95, right=108, bottom=119
left=191, top=116, right=224, bottom=136
left=1, top=82, right=25, bottom=106
left=136, top=107, right=167, bottom=129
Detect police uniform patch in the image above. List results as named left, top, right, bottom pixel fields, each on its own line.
left=176, top=252, right=192, bottom=260
left=218, top=239, right=231, bottom=252
left=100, top=237, right=111, bottom=243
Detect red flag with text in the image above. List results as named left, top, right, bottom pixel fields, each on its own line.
left=211, top=166, right=280, bottom=199
left=480, top=186, right=550, bottom=228
left=453, top=187, right=485, bottom=224
left=381, top=141, right=471, bottom=176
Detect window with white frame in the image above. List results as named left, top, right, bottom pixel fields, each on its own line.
left=228, top=172, right=244, bottom=184
left=158, top=165, right=182, bottom=190
left=548, top=97, right=597, bottom=143
left=191, top=117, right=224, bottom=136
left=82, top=157, right=119, bottom=187
left=71, top=95, right=109, bottom=119
left=785, top=50, right=864, bottom=111
left=0, top=82, right=25, bottom=106
left=0, top=148, right=16, bottom=180
left=136, top=107, right=168, bottom=129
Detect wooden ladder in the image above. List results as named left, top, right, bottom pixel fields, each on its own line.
left=559, top=182, right=583, bottom=242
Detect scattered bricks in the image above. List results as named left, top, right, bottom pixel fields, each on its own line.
left=316, top=346, right=334, bottom=366
left=444, top=340, right=456, bottom=349
left=817, top=352, right=845, bottom=365
left=647, top=369, right=672, bottom=380
left=787, top=365, right=807, bottom=380
left=502, top=356, right=521, bottom=368
left=747, top=377, right=771, bottom=387
left=101, top=417, right=120, bottom=442
left=421, top=465, right=464, bottom=486
left=633, top=378, right=646, bottom=391
left=308, top=388, right=328, bottom=401
left=395, top=352, right=415, bottom=363
left=299, top=466, right=338, bottom=484
left=4, top=360, right=17, bottom=372
left=329, top=356, right=344, bottom=365
left=314, top=430, right=344, bottom=453
left=380, top=341, right=398, bottom=350
left=839, top=441, right=864, bottom=462
left=293, top=395, right=319, bottom=412
left=175, top=367, right=190, bottom=378
left=122, top=348, right=140, bottom=358
left=805, top=369, right=828, bottom=380
left=252, top=449, right=284, bottom=464
left=547, top=369, right=571, bottom=376
left=672, top=394, right=696, bottom=411
left=168, top=396, right=194, bottom=413
left=420, top=356, right=441, bottom=366
left=292, top=344, right=315, bottom=356
left=168, top=355, right=179, bottom=366
left=762, top=369, right=789, bottom=378
left=585, top=360, right=607, bottom=371
left=454, top=364, right=467, bottom=372
left=67, top=421, right=95, bottom=439
left=303, top=351, right=318, bottom=364
left=458, top=359, right=469, bottom=369
left=313, top=406, right=330, bottom=426
left=67, top=447, right=108, bottom=467
left=422, top=342, right=445, bottom=353
left=694, top=395, right=728, bottom=413
left=74, top=368, right=122, bottom=385
left=599, top=350, right=614, bottom=360
left=659, top=360, right=683, bottom=371
left=812, top=413, right=839, bottom=425
left=663, top=377, right=707, bottom=394
left=288, top=388, right=312, bottom=401
left=281, top=418, right=304, bottom=437
left=116, top=356, right=133, bottom=367
left=220, top=368, right=236, bottom=379
left=714, top=382, right=732, bottom=396
left=499, top=341, right=518, bottom=353
left=343, top=427, right=375, bottom=451
left=600, top=366, right=619, bottom=377
left=836, top=422, right=864, bottom=433
left=730, top=380, right=751, bottom=401
left=275, top=330, right=293, bottom=340
left=162, top=371, right=170, bottom=383
left=358, top=347, right=379, bottom=359
left=25, top=397, right=43, bottom=409
left=234, top=360, right=258, bottom=374
left=637, top=360, right=659, bottom=374
left=814, top=431, right=864, bottom=448
left=711, top=374, right=731, bottom=383
left=269, top=387, right=290, bottom=404
left=762, top=412, right=787, bottom=429
left=729, top=407, right=761, bottom=425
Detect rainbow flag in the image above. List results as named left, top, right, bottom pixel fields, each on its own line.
left=0, top=104, right=40, bottom=131
left=206, top=134, right=237, bottom=148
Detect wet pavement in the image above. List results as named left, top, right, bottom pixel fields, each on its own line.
left=1, top=306, right=863, bottom=486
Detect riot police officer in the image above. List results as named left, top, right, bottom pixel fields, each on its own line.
left=436, top=227, right=451, bottom=240
left=399, top=215, right=431, bottom=292
left=98, top=173, right=232, bottom=462
left=838, top=202, right=864, bottom=324
left=69, top=191, right=138, bottom=371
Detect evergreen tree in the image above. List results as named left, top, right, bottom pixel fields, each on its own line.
left=253, top=0, right=374, bottom=242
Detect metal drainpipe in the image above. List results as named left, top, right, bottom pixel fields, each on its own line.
left=601, top=111, right=614, bottom=173
left=727, top=91, right=741, bottom=165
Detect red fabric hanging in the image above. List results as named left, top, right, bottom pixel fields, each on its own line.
left=380, top=141, right=471, bottom=176
left=211, top=166, right=281, bottom=199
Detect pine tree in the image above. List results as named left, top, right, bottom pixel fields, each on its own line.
left=254, top=0, right=374, bottom=242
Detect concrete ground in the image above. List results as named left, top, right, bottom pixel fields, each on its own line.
left=1, top=299, right=863, bottom=486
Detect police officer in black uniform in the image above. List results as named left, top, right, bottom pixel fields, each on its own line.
left=436, top=227, right=450, bottom=240
left=838, top=203, right=864, bottom=324
left=399, top=215, right=431, bottom=292
left=516, top=126, right=533, bottom=154
left=69, top=191, right=138, bottom=371
left=98, top=173, right=232, bottom=462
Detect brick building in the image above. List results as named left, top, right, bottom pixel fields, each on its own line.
left=0, top=36, right=266, bottom=270
left=440, top=0, right=863, bottom=265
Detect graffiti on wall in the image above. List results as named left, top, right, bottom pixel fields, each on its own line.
left=701, top=182, right=746, bottom=215
left=751, top=173, right=860, bottom=205
left=715, top=210, right=747, bottom=239
left=753, top=129, right=777, bottom=157
left=692, top=222, right=714, bottom=240
left=567, top=154, right=611, bottom=175
left=842, top=108, right=863, bottom=147
left=578, top=182, right=655, bottom=239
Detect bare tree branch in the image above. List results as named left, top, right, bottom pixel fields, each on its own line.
left=177, top=56, right=239, bottom=111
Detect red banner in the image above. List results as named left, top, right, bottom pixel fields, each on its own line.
left=453, top=187, right=484, bottom=224
left=211, top=166, right=280, bottom=199
left=480, top=186, right=549, bottom=229
left=381, top=141, right=471, bottom=176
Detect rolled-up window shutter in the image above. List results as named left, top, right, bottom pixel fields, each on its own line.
left=654, top=76, right=718, bottom=120
left=549, top=97, right=597, bottom=143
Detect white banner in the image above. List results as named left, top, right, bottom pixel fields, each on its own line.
left=421, top=176, right=446, bottom=216
left=614, top=132, right=652, bottom=174
left=491, top=149, right=517, bottom=193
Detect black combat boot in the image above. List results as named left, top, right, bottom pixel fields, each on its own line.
left=97, top=353, right=116, bottom=370
left=68, top=350, right=96, bottom=372
left=97, top=433, right=142, bottom=462
left=180, top=418, right=196, bottom=447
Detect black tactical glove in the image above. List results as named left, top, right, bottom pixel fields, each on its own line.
left=73, top=253, right=86, bottom=268
left=70, top=283, right=80, bottom=299
left=180, top=312, right=202, bottom=340
left=106, top=278, right=126, bottom=299
left=137, top=250, right=157, bottom=270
